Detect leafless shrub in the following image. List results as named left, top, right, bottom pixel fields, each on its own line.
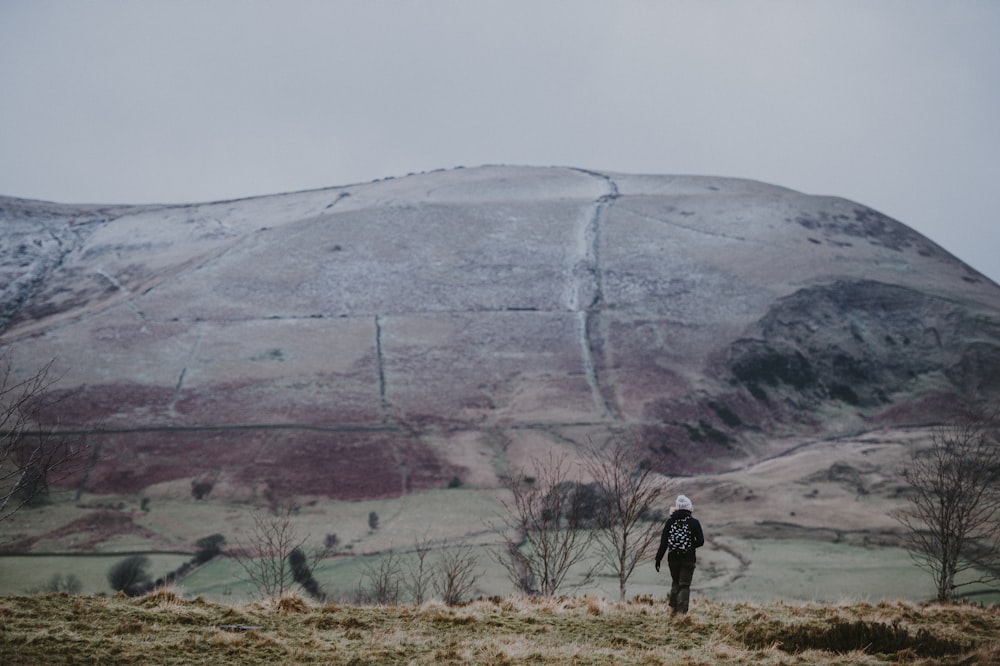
left=26, top=572, right=83, bottom=595
left=358, top=550, right=402, bottom=605
left=434, top=541, right=482, bottom=606
left=404, top=537, right=435, bottom=605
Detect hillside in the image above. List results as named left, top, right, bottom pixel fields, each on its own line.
left=2, top=165, right=1000, bottom=503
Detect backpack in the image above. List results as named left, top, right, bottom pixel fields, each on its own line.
left=667, top=516, right=693, bottom=552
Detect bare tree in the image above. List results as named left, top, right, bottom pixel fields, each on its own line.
left=358, top=550, right=402, bottom=605
left=893, top=409, right=1000, bottom=601
left=232, top=503, right=309, bottom=600
left=404, top=537, right=435, bottom=605
left=493, top=451, right=597, bottom=596
left=434, top=541, right=482, bottom=605
left=585, top=437, right=669, bottom=601
left=1, top=356, right=87, bottom=523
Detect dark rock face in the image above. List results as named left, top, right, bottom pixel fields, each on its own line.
left=2, top=166, right=999, bottom=498
left=728, top=280, right=998, bottom=408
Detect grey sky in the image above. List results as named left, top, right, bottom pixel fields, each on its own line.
left=2, top=1, right=998, bottom=284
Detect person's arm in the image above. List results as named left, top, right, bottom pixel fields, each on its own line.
left=692, top=518, right=705, bottom=549
left=654, top=521, right=670, bottom=570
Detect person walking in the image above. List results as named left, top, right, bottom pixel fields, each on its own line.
left=655, top=494, right=705, bottom=614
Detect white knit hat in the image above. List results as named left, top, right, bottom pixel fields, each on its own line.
left=674, top=495, right=693, bottom=511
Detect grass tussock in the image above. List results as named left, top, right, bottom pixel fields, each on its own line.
left=0, top=593, right=997, bottom=665
left=272, top=592, right=310, bottom=614
left=137, top=585, right=183, bottom=607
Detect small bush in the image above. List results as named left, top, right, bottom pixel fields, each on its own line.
left=107, top=555, right=151, bottom=596
left=191, top=478, right=214, bottom=500
left=194, top=534, right=226, bottom=563
left=26, top=573, right=82, bottom=595
left=288, top=547, right=325, bottom=601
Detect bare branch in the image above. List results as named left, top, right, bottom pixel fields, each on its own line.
left=1, top=355, right=89, bottom=525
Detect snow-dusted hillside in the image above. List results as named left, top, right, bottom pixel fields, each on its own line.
left=2, top=166, right=999, bottom=500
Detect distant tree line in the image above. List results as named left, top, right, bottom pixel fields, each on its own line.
left=108, top=534, right=227, bottom=596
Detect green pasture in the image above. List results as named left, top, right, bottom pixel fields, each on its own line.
left=701, top=539, right=934, bottom=603
left=130, top=487, right=502, bottom=553
left=2, top=486, right=996, bottom=605
left=5, top=537, right=992, bottom=605
left=0, top=553, right=191, bottom=596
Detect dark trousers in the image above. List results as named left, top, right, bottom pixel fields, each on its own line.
left=668, top=560, right=695, bottom=613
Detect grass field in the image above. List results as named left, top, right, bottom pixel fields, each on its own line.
left=1, top=534, right=981, bottom=607
left=2, top=590, right=998, bottom=665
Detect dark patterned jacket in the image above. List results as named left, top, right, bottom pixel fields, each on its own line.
left=655, top=509, right=705, bottom=565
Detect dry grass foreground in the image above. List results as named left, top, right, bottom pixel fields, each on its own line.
left=1, top=590, right=998, bottom=665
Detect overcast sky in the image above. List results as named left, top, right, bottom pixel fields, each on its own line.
left=2, top=1, right=998, bottom=284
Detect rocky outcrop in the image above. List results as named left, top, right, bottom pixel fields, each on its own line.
left=2, top=166, right=998, bottom=498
